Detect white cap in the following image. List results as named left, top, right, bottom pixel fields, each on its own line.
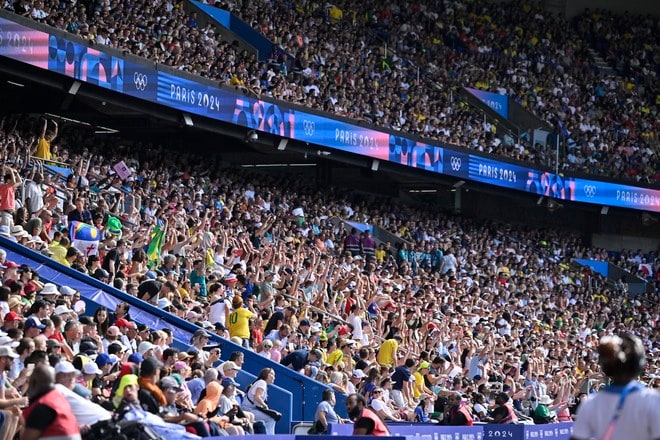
left=54, top=361, right=78, bottom=375
left=0, top=336, right=18, bottom=348
left=54, top=305, right=74, bottom=315
left=60, top=286, right=76, bottom=296
left=0, top=346, right=18, bottom=358
left=82, top=362, right=102, bottom=375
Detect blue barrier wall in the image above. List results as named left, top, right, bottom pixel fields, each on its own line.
left=0, top=237, right=341, bottom=431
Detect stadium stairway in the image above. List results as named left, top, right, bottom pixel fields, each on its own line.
left=572, top=258, right=649, bottom=295
left=190, top=0, right=281, bottom=63
left=0, top=236, right=344, bottom=433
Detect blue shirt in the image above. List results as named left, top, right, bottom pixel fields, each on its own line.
left=316, top=400, right=339, bottom=425
left=280, top=349, right=309, bottom=371
left=391, top=366, right=411, bottom=391
left=187, top=377, right=205, bottom=404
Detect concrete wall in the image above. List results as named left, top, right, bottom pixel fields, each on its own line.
left=592, top=234, right=660, bottom=253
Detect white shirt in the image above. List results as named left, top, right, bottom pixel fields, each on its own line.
left=209, top=298, right=229, bottom=326
left=572, top=385, right=660, bottom=440
left=243, top=379, right=267, bottom=410
left=24, top=180, right=44, bottom=214
left=55, top=384, right=112, bottom=426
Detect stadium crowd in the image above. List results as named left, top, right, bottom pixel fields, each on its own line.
left=0, top=109, right=657, bottom=437
left=5, top=0, right=658, bottom=183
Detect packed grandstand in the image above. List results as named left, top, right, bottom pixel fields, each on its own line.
left=0, top=0, right=658, bottom=438
left=7, top=0, right=658, bottom=183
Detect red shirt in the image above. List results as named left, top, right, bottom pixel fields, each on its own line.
left=0, top=183, right=16, bottom=211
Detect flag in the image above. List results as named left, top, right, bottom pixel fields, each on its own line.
left=639, top=263, right=653, bottom=278
left=70, top=221, right=100, bottom=256
left=147, top=225, right=164, bottom=266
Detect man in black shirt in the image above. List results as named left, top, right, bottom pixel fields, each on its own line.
left=137, top=279, right=177, bottom=304
left=102, top=239, right=126, bottom=281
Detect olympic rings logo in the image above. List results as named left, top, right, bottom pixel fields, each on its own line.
left=303, top=120, right=315, bottom=136
left=583, top=185, right=597, bottom=198
left=133, top=72, right=148, bottom=91
left=450, top=156, right=462, bottom=171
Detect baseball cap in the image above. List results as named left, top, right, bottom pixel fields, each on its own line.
left=221, top=377, right=239, bottom=388
left=93, top=268, right=110, bottom=279
left=82, top=362, right=102, bottom=375
left=79, top=340, right=98, bottom=355
left=115, top=318, right=136, bottom=329
left=128, top=352, right=143, bottom=364
left=310, top=349, right=323, bottom=360
left=107, top=342, right=125, bottom=355
left=96, top=353, right=118, bottom=368
left=60, top=286, right=76, bottom=296
left=352, top=369, right=366, bottom=379
left=24, top=317, right=46, bottom=330
left=54, top=361, right=78, bottom=374
left=193, top=329, right=211, bottom=339
left=419, top=361, right=431, bottom=370
left=23, top=283, right=37, bottom=295
left=160, top=376, right=182, bottom=392
left=221, top=361, right=241, bottom=371
left=3, top=312, right=22, bottom=322
left=299, top=319, right=310, bottom=327
left=0, top=346, right=17, bottom=358
left=54, top=305, right=74, bottom=315
left=140, top=357, right=163, bottom=376
left=173, top=361, right=190, bottom=371
left=0, top=336, right=18, bottom=348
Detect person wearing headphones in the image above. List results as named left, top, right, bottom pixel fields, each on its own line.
left=571, top=333, right=660, bottom=440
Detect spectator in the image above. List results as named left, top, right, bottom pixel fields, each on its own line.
left=241, top=368, right=278, bottom=435
left=0, top=164, right=22, bottom=228
left=345, top=393, right=390, bottom=436
left=443, top=391, right=474, bottom=426
left=53, top=360, right=112, bottom=427
left=572, top=333, right=660, bottom=440
left=312, top=388, right=342, bottom=434
left=138, top=357, right=166, bottom=414
left=228, top=296, right=255, bottom=348
left=34, top=118, right=57, bottom=161
left=22, top=363, right=80, bottom=440
left=376, top=334, right=402, bottom=367
left=195, top=380, right=244, bottom=435
left=280, top=348, right=323, bottom=372
left=492, top=392, right=518, bottom=424
left=390, top=358, right=415, bottom=409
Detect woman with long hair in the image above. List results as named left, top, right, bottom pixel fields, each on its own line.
left=93, top=306, right=109, bottom=336
left=241, top=368, right=278, bottom=435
